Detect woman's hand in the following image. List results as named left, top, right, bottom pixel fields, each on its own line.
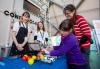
left=18, top=47, right=24, bottom=51
left=21, top=37, right=28, bottom=47
left=17, top=44, right=24, bottom=51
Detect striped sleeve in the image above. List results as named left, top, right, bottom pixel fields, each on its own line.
left=77, top=17, right=91, bottom=39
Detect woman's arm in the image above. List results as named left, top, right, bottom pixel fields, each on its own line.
left=22, top=31, right=31, bottom=47
left=78, top=16, right=91, bottom=39
left=22, top=26, right=32, bottom=47
left=78, top=16, right=91, bottom=45
left=12, top=31, right=24, bottom=51
left=12, top=31, right=18, bottom=46
left=12, top=22, right=19, bottom=46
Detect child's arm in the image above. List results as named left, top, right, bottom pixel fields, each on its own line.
left=50, top=40, right=74, bottom=56
left=53, top=46, right=60, bottom=50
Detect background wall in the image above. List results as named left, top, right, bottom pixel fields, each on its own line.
left=0, top=0, right=100, bottom=46
left=48, top=0, right=100, bottom=35
left=0, top=0, right=40, bottom=46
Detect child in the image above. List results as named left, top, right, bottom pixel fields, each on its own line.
left=9, top=12, right=31, bottom=57
left=46, top=19, right=88, bottom=69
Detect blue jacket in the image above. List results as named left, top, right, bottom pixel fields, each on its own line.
left=50, top=33, right=87, bottom=65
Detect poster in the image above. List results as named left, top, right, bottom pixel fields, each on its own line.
left=48, top=36, right=61, bottom=46
left=93, top=20, right=100, bottom=51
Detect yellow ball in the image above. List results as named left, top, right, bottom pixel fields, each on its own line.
left=28, top=58, right=34, bottom=65
left=40, top=54, right=45, bottom=59
left=32, top=56, right=36, bottom=60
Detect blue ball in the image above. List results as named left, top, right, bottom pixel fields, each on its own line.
left=0, top=62, right=5, bottom=66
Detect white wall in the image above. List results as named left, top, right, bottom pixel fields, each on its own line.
left=49, top=4, right=66, bottom=35
left=0, top=0, right=100, bottom=45
left=63, top=0, right=100, bottom=23
left=0, top=0, right=14, bottom=46
left=77, top=0, right=100, bottom=23
left=48, top=0, right=100, bottom=35
left=0, top=0, right=26, bottom=46
left=0, top=0, right=41, bottom=46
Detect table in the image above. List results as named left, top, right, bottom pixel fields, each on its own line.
left=0, top=45, right=11, bottom=57
left=0, top=56, right=67, bottom=69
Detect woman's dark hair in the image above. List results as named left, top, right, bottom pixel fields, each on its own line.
left=22, top=11, right=30, bottom=18
left=59, top=19, right=73, bottom=31
left=37, top=21, right=45, bottom=31
left=63, top=4, right=76, bottom=14
left=63, top=4, right=77, bottom=24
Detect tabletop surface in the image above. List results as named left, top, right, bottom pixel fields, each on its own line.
left=0, top=56, right=67, bottom=69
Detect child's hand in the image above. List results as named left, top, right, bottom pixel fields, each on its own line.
left=46, top=46, right=53, bottom=52
left=42, top=49, right=50, bottom=54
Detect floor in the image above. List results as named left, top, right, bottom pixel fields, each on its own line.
left=90, top=44, right=100, bottom=69
left=90, top=51, right=100, bottom=69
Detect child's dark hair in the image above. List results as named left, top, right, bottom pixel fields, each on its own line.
left=22, top=11, right=30, bottom=18
left=59, top=19, right=73, bottom=31
left=63, top=4, right=77, bottom=24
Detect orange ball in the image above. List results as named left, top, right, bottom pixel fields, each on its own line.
left=36, top=56, right=40, bottom=59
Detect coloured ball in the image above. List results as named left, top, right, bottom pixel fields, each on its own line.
left=32, top=56, right=36, bottom=60
left=28, top=58, right=34, bottom=65
left=36, top=56, right=40, bottom=59
left=40, top=54, right=45, bottom=59
left=40, top=49, right=45, bottom=53
left=22, top=56, right=27, bottom=61
left=22, top=55, right=30, bottom=61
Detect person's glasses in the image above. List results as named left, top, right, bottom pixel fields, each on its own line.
left=65, top=12, right=72, bottom=15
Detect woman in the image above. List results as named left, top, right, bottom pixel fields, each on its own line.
left=34, top=21, right=49, bottom=48
left=9, top=11, right=31, bottom=57
left=63, top=4, right=91, bottom=69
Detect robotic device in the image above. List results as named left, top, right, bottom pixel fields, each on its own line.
left=41, top=55, right=57, bottom=63
left=38, top=49, right=58, bottom=63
